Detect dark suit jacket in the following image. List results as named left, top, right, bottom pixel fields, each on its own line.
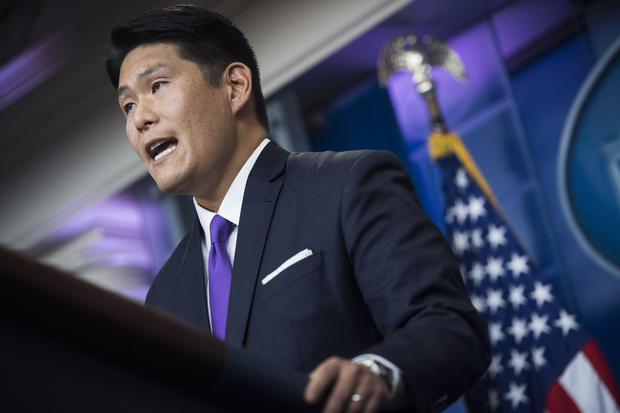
left=146, top=141, right=490, bottom=412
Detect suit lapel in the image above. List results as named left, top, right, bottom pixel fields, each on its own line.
left=177, top=216, right=211, bottom=331
left=226, top=141, right=288, bottom=347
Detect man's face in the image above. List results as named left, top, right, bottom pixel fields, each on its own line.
left=117, top=43, right=236, bottom=198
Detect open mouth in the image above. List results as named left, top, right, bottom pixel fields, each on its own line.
left=146, top=138, right=178, bottom=161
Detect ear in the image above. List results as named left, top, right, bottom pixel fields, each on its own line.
left=224, top=62, right=252, bottom=115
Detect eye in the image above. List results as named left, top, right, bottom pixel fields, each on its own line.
left=123, top=102, right=136, bottom=114
left=152, top=81, right=165, bottom=93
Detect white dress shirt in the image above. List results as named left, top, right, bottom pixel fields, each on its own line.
left=193, top=138, right=270, bottom=330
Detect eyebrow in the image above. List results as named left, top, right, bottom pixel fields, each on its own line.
left=117, top=63, right=167, bottom=98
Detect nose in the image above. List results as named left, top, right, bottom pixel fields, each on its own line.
left=133, top=101, right=158, bottom=133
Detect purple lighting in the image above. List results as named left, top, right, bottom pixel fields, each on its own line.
left=492, top=0, right=575, bottom=58
left=37, top=185, right=174, bottom=302
left=50, top=195, right=145, bottom=243
left=0, top=33, right=67, bottom=111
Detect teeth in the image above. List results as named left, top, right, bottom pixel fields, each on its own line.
left=150, top=141, right=166, bottom=151
left=154, top=144, right=177, bottom=161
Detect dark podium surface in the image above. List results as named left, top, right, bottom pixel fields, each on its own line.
left=0, top=246, right=315, bottom=412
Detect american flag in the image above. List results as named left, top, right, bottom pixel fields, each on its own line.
left=431, top=132, right=620, bottom=413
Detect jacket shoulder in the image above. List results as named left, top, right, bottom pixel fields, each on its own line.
left=287, top=149, right=404, bottom=177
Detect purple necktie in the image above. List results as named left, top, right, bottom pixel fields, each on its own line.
left=208, top=214, right=233, bottom=340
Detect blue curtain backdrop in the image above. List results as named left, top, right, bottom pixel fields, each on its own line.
left=311, top=18, right=620, bottom=412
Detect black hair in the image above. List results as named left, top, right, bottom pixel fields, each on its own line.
left=105, top=4, right=268, bottom=129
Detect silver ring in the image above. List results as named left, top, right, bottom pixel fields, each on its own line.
left=351, top=394, right=366, bottom=403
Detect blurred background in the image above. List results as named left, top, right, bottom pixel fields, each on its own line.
left=2, top=0, right=620, bottom=410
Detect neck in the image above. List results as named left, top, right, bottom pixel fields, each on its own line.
left=195, top=123, right=266, bottom=212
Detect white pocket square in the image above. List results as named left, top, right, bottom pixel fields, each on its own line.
left=261, top=248, right=313, bottom=285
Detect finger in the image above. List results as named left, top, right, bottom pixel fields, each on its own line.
left=346, top=372, right=372, bottom=413
left=363, top=393, right=385, bottom=413
left=347, top=394, right=365, bottom=413
left=323, top=361, right=361, bottom=413
left=304, top=357, right=341, bottom=404
left=366, top=386, right=389, bottom=413
left=353, top=371, right=388, bottom=413
left=344, top=372, right=372, bottom=413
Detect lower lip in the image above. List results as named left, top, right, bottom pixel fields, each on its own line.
left=152, top=143, right=178, bottom=164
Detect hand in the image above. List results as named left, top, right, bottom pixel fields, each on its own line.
left=304, top=356, right=389, bottom=413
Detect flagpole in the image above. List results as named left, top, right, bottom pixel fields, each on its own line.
left=420, top=86, right=449, bottom=133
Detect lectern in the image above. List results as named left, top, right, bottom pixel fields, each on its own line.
left=0, top=247, right=315, bottom=412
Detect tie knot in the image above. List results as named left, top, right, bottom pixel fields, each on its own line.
left=210, top=214, right=231, bottom=243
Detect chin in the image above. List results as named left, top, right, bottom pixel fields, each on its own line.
left=149, top=161, right=196, bottom=195
left=152, top=175, right=189, bottom=195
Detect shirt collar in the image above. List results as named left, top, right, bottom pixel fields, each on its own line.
left=193, top=138, right=270, bottom=231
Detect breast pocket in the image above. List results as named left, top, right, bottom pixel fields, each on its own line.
left=259, top=251, right=323, bottom=304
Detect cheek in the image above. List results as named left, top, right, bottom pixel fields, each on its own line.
left=175, top=95, right=214, bottom=133
left=163, top=87, right=189, bottom=115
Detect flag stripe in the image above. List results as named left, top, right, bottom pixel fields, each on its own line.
left=559, top=349, right=620, bottom=413
left=546, top=381, right=581, bottom=413
left=582, top=339, right=620, bottom=407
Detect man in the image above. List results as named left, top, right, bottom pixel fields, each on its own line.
left=105, top=5, right=490, bottom=412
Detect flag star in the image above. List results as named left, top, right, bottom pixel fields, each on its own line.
left=504, top=381, right=528, bottom=409
left=532, top=346, right=547, bottom=369
left=452, top=230, right=469, bottom=255
left=486, top=288, right=505, bottom=314
left=529, top=313, right=550, bottom=339
left=470, top=294, right=486, bottom=314
left=469, top=262, right=485, bottom=286
left=554, top=309, right=579, bottom=336
left=508, top=349, right=529, bottom=376
left=453, top=199, right=469, bottom=224
left=508, top=285, right=526, bottom=308
left=487, top=224, right=507, bottom=249
left=488, top=354, right=503, bottom=378
left=530, top=281, right=554, bottom=308
left=489, top=322, right=505, bottom=345
left=471, top=228, right=484, bottom=249
left=507, top=253, right=529, bottom=278
left=507, top=317, right=529, bottom=344
left=468, top=196, right=486, bottom=222
left=488, top=389, right=500, bottom=411
left=486, top=256, right=505, bottom=282
left=455, top=167, right=469, bottom=189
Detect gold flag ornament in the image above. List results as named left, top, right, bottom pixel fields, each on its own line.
left=378, top=34, right=466, bottom=129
